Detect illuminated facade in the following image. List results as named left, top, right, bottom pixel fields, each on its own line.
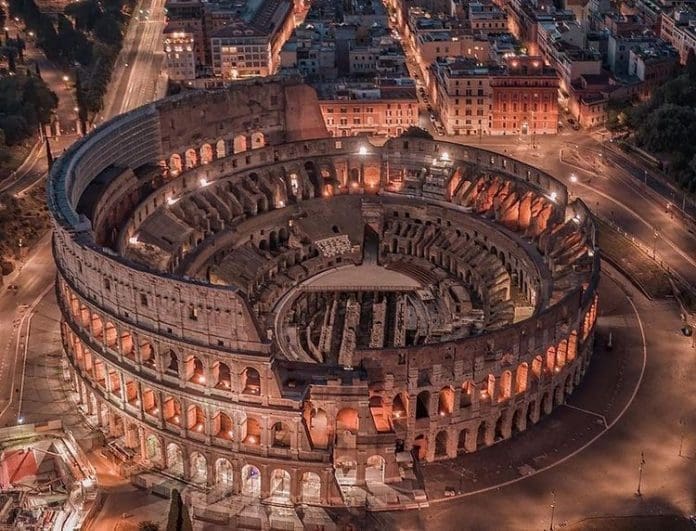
left=48, top=77, right=598, bottom=512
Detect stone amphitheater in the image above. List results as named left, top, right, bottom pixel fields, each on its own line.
left=48, top=77, right=599, bottom=510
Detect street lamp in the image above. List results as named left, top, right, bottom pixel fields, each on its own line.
left=635, top=452, right=646, bottom=497
left=549, top=490, right=556, bottom=531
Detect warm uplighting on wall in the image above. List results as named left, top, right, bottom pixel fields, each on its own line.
left=128, top=234, right=139, bottom=245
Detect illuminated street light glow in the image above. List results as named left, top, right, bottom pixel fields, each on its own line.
left=167, top=196, right=179, bottom=206
left=199, top=177, right=209, bottom=187
left=549, top=192, right=558, bottom=202
left=128, top=234, right=139, bottom=245
left=358, top=146, right=368, bottom=156
left=569, top=174, right=578, bottom=183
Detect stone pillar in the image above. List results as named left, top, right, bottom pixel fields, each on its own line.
left=157, top=391, right=166, bottom=429
left=233, top=462, right=243, bottom=495
left=139, top=427, right=148, bottom=462
left=260, top=465, right=271, bottom=499
left=446, top=428, right=458, bottom=458
left=465, top=427, right=477, bottom=453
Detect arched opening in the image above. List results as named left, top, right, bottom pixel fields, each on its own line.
left=365, top=455, right=385, bottom=482
left=241, top=464, right=261, bottom=497
left=413, top=434, right=428, bottom=460
left=438, top=386, right=455, bottom=416
left=189, top=356, right=205, bottom=385
left=391, top=392, right=408, bottom=425
left=215, top=362, right=231, bottom=389
left=301, top=472, right=321, bottom=504
left=334, top=457, right=357, bottom=485
left=187, top=404, right=206, bottom=432
left=169, top=154, right=182, bottom=175
left=104, top=322, right=117, bottom=348
left=336, top=407, right=359, bottom=434
left=416, top=391, right=430, bottom=419
left=216, top=139, right=226, bottom=159
left=476, top=422, right=488, bottom=449
left=512, top=408, right=525, bottom=434
left=435, top=430, right=448, bottom=458
left=457, top=429, right=468, bottom=453
left=119, top=330, right=135, bottom=360
left=241, top=367, right=261, bottom=395
left=233, top=134, right=247, bottom=153
left=140, top=340, right=155, bottom=368
left=251, top=131, right=265, bottom=148
left=243, top=417, right=261, bottom=445
left=185, top=148, right=197, bottom=169
left=546, top=346, right=556, bottom=373
left=499, top=370, right=512, bottom=402
left=200, top=143, right=213, bottom=165
left=215, top=458, right=233, bottom=486
left=271, top=421, right=291, bottom=448
left=142, top=388, right=157, bottom=415
left=163, top=396, right=181, bottom=425
left=90, top=313, right=104, bottom=340
left=516, top=363, right=529, bottom=394
left=307, top=407, right=329, bottom=448
left=215, top=412, right=234, bottom=440
left=165, top=350, right=179, bottom=376
left=166, top=443, right=184, bottom=477
left=494, top=415, right=506, bottom=441
left=460, top=381, right=473, bottom=408
left=190, top=452, right=207, bottom=485
left=145, top=434, right=163, bottom=465
left=270, top=469, right=291, bottom=500
left=527, top=400, right=538, bottom=424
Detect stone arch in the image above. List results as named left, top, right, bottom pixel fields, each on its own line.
left=366, top=455, right=385, bottom=482
left=141, top=387, right=157, bottom=415
left=233, top=134, right=247, bottom=153
left=460, top=381, right=473, bottom=408
left=163, top=396, right=181, bottom=424
left=545, top=346, right=556, bottom=372
left=413, top=434, right=428, bottom=460
left=241, top=367, right=261, bottom=395
left=215, top=458, right=234, bottom=486
left=189, top=355, right=205, bottom=384
left=434, top=430, right=448, bottom=458
left=190, top=451, right=207, bottom=485
left=120, top=330, right=135, bottom=359
left=416, top=391, right=430, bottom=419
left=185, top=148, right=197, bottom=169
left=476, top=422, right=489, bottom=449
left=438, top=386, right=455, bottom=416
left=215, top=361, right=231, bottom=389
left=516, top=362, right=529, bottom=394
left=307, top=407, right=329, bottom=448
left=216, top=139, right=227, bottom=159
left=170, top=154, right=182, bottom=175
left=271, top=421, right=292, bottom=448
left=90, top=312, right=104, bottom=340
left=200, top=143, right=213, bottom=164
left=145, top=434, right=163, bottom=465
left=457, top=428, right=468, bottom=453
left=512, top=407, right=526, bottom=434
left=301, top=472, right=321, bottom=503
left=165, top=350, right=179, bottom=376
left=187, top=403, right=206, bottom=432
left=243, top=416, right=261, bottom=445
left=494, top=414, right=506, bottom=441
left=251, top=131, right=265, bottom=148
left=214, top=411, right=234, bottom=440
left=556, top=339, right=568, bottom=368
left=241, top=464, right=261, bottom=497
left=270, top=468, right=291, bottom=499
left=335, top=456, right=357, bottom=485
left=499, top=370, right=512, bottom=402
left=336, top=407, right=359, bottom=433
left=166, top=442, right=184, bottom=477
left=139, top=339, right=155, bottom=369
left=391, top=391, right=408, bottom=423
left=103, top=321, right=117, bottom=348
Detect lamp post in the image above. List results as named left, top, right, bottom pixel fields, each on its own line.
left=635, top=452, right=645, bottom=497
left=549, top=490, right=556, bottom=531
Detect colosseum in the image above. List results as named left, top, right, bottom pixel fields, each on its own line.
left=48, top=77, right=599, bottom=510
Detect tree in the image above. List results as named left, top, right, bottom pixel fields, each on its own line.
left=94, top=15, right=122, bottom=46
left=400, top=126, right=433, bottom=140
left=165, top=489, right=192, bottom=531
